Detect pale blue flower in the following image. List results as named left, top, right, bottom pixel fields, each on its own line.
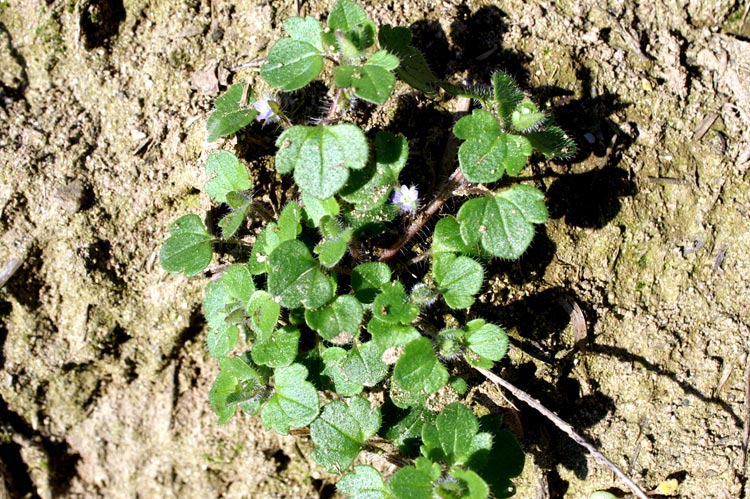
left=392, top=185, right=419, bottom=213
left=253, top=97, right=277, bottom=122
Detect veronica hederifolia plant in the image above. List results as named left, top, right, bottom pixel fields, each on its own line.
left=159, top=1, right=580, bottom=497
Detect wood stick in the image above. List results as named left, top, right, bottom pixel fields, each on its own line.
left=475, top=366, right=649, bottom=499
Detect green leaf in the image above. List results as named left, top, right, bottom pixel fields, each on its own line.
left=339, top=51, right=399, bottom=105
left=206, top=83, right=258, bottom=142
left=511, top=101, right=546, bottom=132
left=454, top=109, right=533, bottom=182
left=205, top=150, right=252, bottom=204
left=261, top=17, right=324, bottom=90
left=367, top=318, right=420, bottom=353
left=209, top=356, right=266, bottom=424
left=492, top=71, right=524, bottom=123
left=311, top=397, right=381, bottom=473
left=338, top=466, right=391, bottom=499
left=456, top=185, right=548, bottom=259
left=275, top=124, right=369, bottom=199
left=383, top=406, right=435, bottom=455
left=433, top=253, right=484, bottom=309
left=322, top=347, right=364, bottom=397
left=464, top=319, right=508, bottom=368
left=267, top=240, right=334, bottom=309
left=372, top=282, right=419, bottom=325
left=277, top=202, right=303, bottom=241
left=378, top=25, right=438, bottom=95
left=351, top=262, right=391, bottom=303
left=388, top=457, right=441, bottom=499
left=340, top=132, right=408, bottom=210
left=341, top=341, right=389, bottom=386
left=261, top=363, right=319, bottom=435
left=315, top=223, right=353, bottom=268
left=246, top=290, right=281, bottom=339
left=160, top=214, right=213, bottom=276
left=222, top=264, right=255, bottom=304
left=305, top=295, right=363, bottom=342
left=219, top=192, right=253, bottom=238
left=421, top=403, right=479, bottom=466
left=525, top=124, right=577, bottom=159
left=324, top=0, right=375, bottom=53
left=472, top=415, right=524, bottom=498
left=442, top=468, right=490, bottom=499
left=207, top=323, right=239, bottom=358
left=252, top=325, right=300, bottom=368
left=302, top=193, right=340, bottom=228
left=432, top=217, right=476, bottom=255
left=392, top=338, right=448, bottom=408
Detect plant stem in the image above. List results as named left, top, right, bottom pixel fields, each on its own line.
left=379, top=97, right=472, bottom=262
left=378, top=168, right=465, bottom=262
left=475, top=366, right=650, bottom=499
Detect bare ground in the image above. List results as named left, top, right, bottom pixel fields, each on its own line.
left=1, top=0, right=749, bottom=498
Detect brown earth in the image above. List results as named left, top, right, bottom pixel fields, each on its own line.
left=1, top=0, right=749, bottom=498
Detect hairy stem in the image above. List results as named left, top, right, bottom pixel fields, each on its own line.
left=475, top=366, right=650, bottom=499
left=379, top=97, right=472, bottom=262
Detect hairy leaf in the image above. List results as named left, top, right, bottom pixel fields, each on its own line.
left=338, top=466, right=391, bottom=499
left=246, top=290, right=281, bottom=339
left=372, top=282, right=419, bottom=325
left=261, top=363, right=319, bottom=435
left=392, top=338, right=448, bottom=408
left=311, top=397, right=381, bottom=472
left=492, top=71, right=524, bottom=123
left=305, top=295, right=363, bottom=342
left=209, top=356, right=266, bottom=424
left=324, top=0, right=375, bottom=53
left=205, top=150, right=252, bottom=204
left=261, top=17, right=324, bottom=90
left=433, top=253, right=484, bottom=309
left=456, top=185, right=548, bottom=259
left=276, top=124, right=369, bottom=199
left=160, top=214, right=213, bottom=276
left=251, top=325, right=300, bottom=368
left=206, top=83, right=259, bottom=142
left=454, top=109, right=533, bottom=182
left=378, top=25, right=438, bottom=95
left=367, top=318, right=421, bottom=353
left=351, top=262, right=391, bottom=303
left=267, top=240, right=334, bottom=309
left=302, top=193, right=340, bottom=228
left=464, top=319, right=508, bottom=368
left=388, top=457, right=441, bottom=499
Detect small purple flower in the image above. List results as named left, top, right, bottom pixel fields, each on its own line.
left=392, top=185, right=419, bottom=213
left=253, top=97, right=277, bottom=122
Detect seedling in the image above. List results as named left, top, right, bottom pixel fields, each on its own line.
left=160, top=1, right=581, bottom=497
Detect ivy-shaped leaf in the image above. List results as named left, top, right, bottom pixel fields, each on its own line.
left=221, top=264, right=255, bottom=304
left=491, top=71, right=524, bottom=124
left=456, top=185, right=548, bottom=260
left=160, top=214, right=213, bottom=276
left=442, top=468, right=490, bottom=499
left=525, top=123, right=577, bottom=159
left=311, top=396, right=381, bottom=473
left=206, top=83, right=259, bottom=142
left=219, top=191, right=253, bottom=238
left=511, top=101, right=546, bottom=132
left=391, top=338, right=449, bottom=408
left=470, top=415, right=525, bottom=498
left=246, top=290, right=281, bottom=339
left=383, top=405, right=435, bottom=456
left=336, top=51, right=399, bottom=104
left=275, top=124, right=369, bottom=199
left=209, top=356, right=266, bottom=424
left=251, top=325, right=300, bottom=368
left=378, top=25, right=438, bottom=96
left=367, top=318, right=421, bottom=354
left=314, top=216, right=353, bottom=268
left=351, top=262, right=391, bottom=303
left=431, top=217, right=476, bottom=255
left=340, top=341, right=389, bottom=387
left=432, top=253, right=484, bottom=309
left=464, top=319, right=508, bottom=368
left=338, top=466, right=391, bottom=499
left=261, top=363, right=319, bottom=435
left=302, top=192, right=340, bottom=228
left=305, top=295, right=363, bottom=342
left=267, top=239, right=335, bottom=309
left=388, top=457, right=441, bottom=499
left=421, top=403, right=488, bottom=466
left=323, top=0, right=376, bottom=53
left=205, top=150, right=252, bottom=204
left=454, top=109, right=533, bottom=183
left=322, top=347, right=364, bottom=397
left=261, top=16, right=324, bottom=90
left=340, top=132, right=408, bottom=210
left=372, top=282, right=419, bottom=325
